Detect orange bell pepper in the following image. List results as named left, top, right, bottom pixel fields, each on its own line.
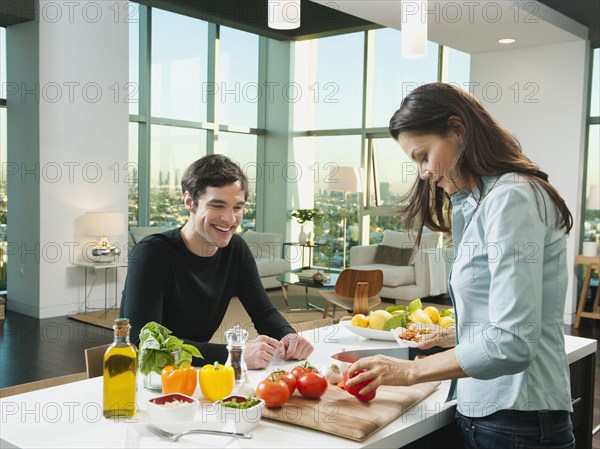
left=161, top=364, right=197, bottom=396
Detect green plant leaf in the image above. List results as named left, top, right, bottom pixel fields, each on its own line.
left=407, top=298, right=422, bottom=313
left=138, top=321, right=203, bottom=375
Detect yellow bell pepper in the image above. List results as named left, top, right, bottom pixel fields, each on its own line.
left=161, top=364, right=198, bottom=396
left=199, top=362, right=235, bottom=401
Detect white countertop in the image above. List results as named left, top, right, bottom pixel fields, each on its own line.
left=0, top=327, right=596, bottom=449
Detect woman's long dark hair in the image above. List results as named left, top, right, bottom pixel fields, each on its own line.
left=389, top=83, right=572, bottom=243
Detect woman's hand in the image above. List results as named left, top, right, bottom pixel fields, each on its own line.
left=345, top=355, right=416, bottom=394
left=417, top=326, right=456, bottom=349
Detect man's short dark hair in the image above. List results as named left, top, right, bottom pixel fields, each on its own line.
left=181, top=154, right=249, bottom=204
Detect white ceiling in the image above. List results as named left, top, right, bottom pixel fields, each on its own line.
left=312, top=0, right=588, bottom=54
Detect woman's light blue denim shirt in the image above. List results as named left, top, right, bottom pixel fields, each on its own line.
left=449, top=173, right=572, bottom=418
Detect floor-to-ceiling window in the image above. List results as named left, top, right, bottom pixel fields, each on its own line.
left=292, top=29, right=442, bottom=267
left=130, top=6, right=260, bottom=230
left=583, top=48, right=599, bottom=246
left=0, top=26, right=7, bottom=291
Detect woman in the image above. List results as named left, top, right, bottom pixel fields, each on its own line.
left=345, top=83, right=575, bottom=448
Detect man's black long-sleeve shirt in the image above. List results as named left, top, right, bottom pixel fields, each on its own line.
left=120, top=228, right=295, bottom=365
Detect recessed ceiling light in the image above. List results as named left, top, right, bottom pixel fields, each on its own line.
left=498, top=38, right=516, bottom=44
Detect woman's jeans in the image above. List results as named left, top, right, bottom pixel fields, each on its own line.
left=456, top=409, right=575, bottom=449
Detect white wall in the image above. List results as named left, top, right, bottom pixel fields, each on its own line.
left=470, top=40, right=589, bottom=324
left=6, top=20, right=40, bottom=316
left=7, top=0, right=129, bottom=318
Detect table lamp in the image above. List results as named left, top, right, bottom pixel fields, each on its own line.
left=327, top=166, right=364, bottom=269
left=86, top=211, right=125, bottom=262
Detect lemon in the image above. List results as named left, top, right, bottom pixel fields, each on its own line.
left=368, top=310, right=393, bottom=330
left=424, top=306, right=440, bottom=324
left=408, top=308, right=433, bottom=325
left=351, top=313, right=369, bottom=328
left=438, top=316, right=456, bottom=329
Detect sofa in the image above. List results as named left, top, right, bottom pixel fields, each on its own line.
left=241, top=231, right=291, bottom=290
left=129, top=226, right=175, bottom=245
left=349, top=230, right=449, bottom=303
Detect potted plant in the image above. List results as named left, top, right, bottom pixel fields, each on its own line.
left=290, top=209, right=323, bottom=245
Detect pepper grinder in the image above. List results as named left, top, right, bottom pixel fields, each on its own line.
left=224, top=323, right=248, bottom=385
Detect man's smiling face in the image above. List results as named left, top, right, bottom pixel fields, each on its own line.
left=184, top=181, right=245, bottom=251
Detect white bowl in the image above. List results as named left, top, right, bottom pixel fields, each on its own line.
left=214, top=395, right=265, bottom=433
left=339, top=319, right=396, bottom=341
left=147, top=393, right=199, bottom=423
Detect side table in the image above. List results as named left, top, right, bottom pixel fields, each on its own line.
left=73, top=261, right=127, bottom=317
left=276, top=272, right=339, bottom=316
left=574, top=255, right=600, bottom=328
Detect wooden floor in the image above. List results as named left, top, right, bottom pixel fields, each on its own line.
left=0, top=309, right=598, bottom=448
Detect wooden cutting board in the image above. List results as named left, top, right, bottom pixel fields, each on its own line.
left=262, top=381, right=440, bottom=441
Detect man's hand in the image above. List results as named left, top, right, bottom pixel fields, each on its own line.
left=278, top=333, right=314, bottom=361
left=244, top=335, right=279, bottom=369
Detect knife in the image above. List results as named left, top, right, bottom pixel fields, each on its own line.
left=330, top=347, right=409, bottom=363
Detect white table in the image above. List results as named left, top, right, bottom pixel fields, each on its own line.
left=0, top=327, right=595, bottom=449
left=73, top=261, right=127, bottom=315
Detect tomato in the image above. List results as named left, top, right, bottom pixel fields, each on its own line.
left=256, top=376, right=290, bottom=408
left=343, top=370, right=376, bottom=402
left=271, top=370, right=296, bottom=395
left=291, top=361, right=318, bottom=379
left=296, top=371, right=328, bottom=399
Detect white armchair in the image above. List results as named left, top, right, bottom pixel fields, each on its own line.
left=241, top=231, right=291, bottom=290
left=350, top=230, right=449, bottom=303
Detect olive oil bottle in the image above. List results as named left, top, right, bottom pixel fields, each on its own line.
left=103, top=318, right=138, bottom=418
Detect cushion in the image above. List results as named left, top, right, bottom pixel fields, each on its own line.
left=241, top=231, right=282, bottom=260
left=381, top=230, right=440, bottom=252
left=373, top=245, right=412, bottom=266
left=130, top=226, right=175, bottom=244
left=351, top=264, right=415, bottom=288
left=381, top=230, right=414, bottom=248
left=254, top=258, right=291, bottom=278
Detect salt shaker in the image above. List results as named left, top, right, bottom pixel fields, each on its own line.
left=224, top=323, right=248, bottom=384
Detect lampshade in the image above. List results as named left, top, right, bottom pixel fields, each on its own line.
left=588, top=184, right=600, bottom=211
left=327, top=166, right=364, bottom=193
left=85, top=212, right=125, bottom=237
left=268, top=0, right=301, bottom=30
left=401, top=0, right=428, bottom=59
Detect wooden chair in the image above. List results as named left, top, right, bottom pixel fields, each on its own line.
left=0, top=372, right=87, bottom=398
left=319, top=268, right=383, bottom=318
left=85, top=343, right=110, bottom=378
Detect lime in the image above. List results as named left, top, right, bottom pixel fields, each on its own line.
left=440, top=308, right=455, bottom=319
left=407, top=298, right=422, bottom=313
left=383, top=313, right=407, bottom=331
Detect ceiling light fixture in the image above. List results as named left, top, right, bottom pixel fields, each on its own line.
left=268, top=0, right=301, bottom=30
left=401, top=0, right=428, bottom=59
left=498, top=38, right=516, bottom=44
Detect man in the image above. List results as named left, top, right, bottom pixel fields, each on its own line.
left=120, top=154, right=314, bottom=368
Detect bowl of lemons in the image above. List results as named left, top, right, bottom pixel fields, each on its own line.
left=342, top=298, right=455, bottom=341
